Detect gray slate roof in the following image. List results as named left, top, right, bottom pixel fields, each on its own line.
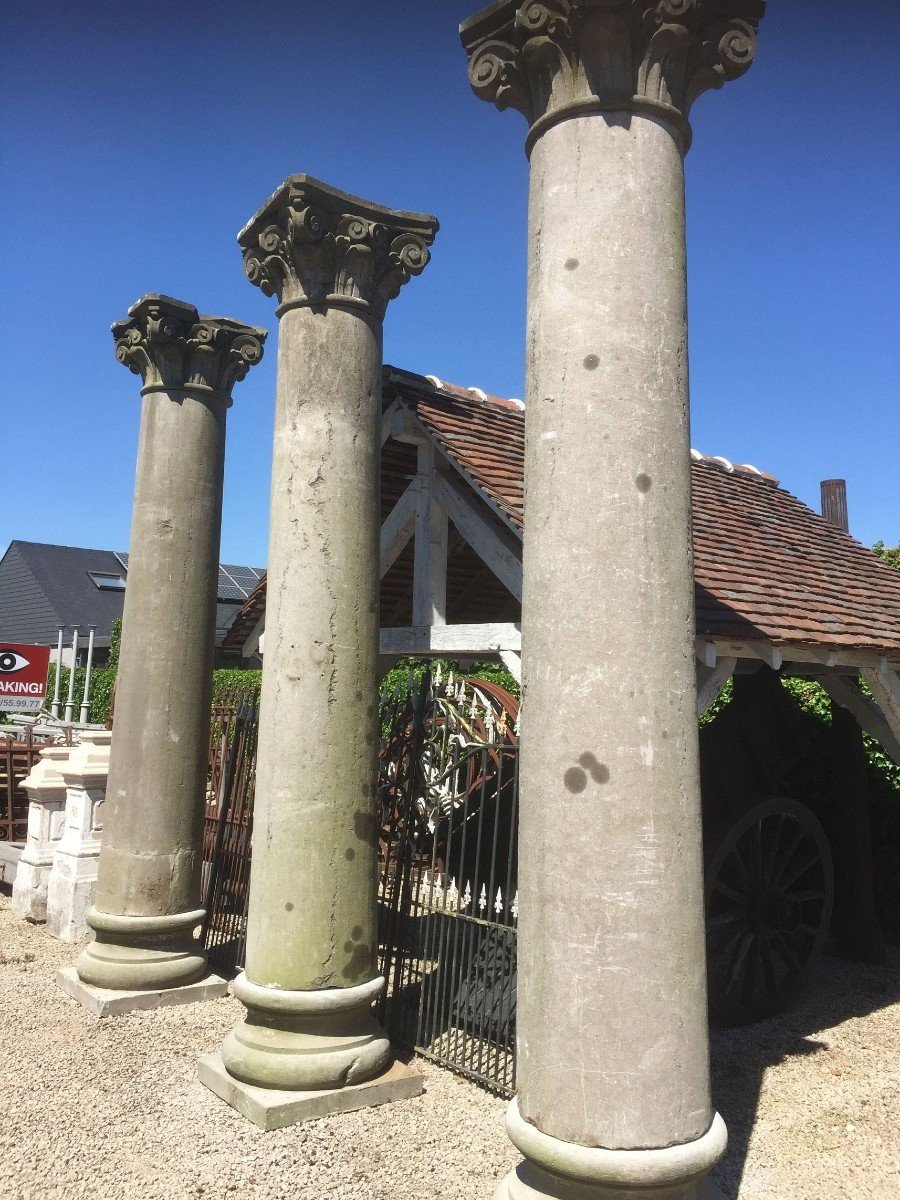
left=0, top=541, right=263, bottom=648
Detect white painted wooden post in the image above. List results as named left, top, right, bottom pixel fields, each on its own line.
left=412, top=444, right=448, bottom=627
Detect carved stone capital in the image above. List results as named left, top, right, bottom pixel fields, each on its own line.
left=237, top=175, right=439, bottom=320
left=112, top=294, right=267, bottom=402
left=460, top=0, right=765, bottom=153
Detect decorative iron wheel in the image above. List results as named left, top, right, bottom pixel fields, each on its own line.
left=705, top=797, right=833, bottom=1025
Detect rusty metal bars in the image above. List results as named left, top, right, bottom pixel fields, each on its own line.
left=379, top=739, right=520, bottom=1097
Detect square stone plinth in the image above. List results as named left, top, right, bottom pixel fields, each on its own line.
left=57, top=966, right=228, bottom=1017
left=197, top=1052, right=424, bottom=1130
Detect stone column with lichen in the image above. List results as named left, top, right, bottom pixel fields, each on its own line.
left=75, top=295, right=266, bottom=992
left=217, top=176, right=438, bottom=1091
left=460, top=3, right=765, bottom=1199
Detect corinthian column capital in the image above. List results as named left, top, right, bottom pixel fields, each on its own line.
left=460, top=0, right=765, bottom=153
left=237, top=175, right=439, bottom=320
left=112, top=294, right=267, bottom=403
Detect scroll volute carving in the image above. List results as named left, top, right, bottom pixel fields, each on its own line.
left=461, top=0, right=765, bottom=152
left=239, top=175, right=438, bottom=320
left=112, top=295, right=266, bottom=399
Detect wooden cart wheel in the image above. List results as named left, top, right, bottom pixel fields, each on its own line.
left=705, top=797, right=833, bottom=1025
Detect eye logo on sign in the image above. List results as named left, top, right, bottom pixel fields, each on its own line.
left=0, top=649, right=30, bottom=674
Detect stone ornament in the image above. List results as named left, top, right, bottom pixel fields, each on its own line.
left=238, top=174, right=439, bottom=319
left=460, top=0, right=765, bottom=153
left=112, top=294, right=267, bottom=401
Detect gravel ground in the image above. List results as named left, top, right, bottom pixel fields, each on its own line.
left=1, top=891, right=898, bottom=1200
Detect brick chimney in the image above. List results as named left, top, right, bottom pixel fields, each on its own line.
left=821, top=478, right=849, bottom=532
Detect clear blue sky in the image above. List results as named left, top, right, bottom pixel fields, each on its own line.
left=2, top=1, right=897, bottom=566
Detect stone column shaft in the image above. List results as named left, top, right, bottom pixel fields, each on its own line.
left=75, top=295, right=265, bottom=993
left=245, top=304, right=381, bottom=993
left=521, top=107, right=708, bottom=1148
left=215, top=175, right=437, bottom=1100
left=461, top=3, right=766, bottom=1198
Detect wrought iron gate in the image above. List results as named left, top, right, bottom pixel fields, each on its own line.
left=201, top=673, right=523, bottom=1099
left=202, top=697, right=258, bottom=974
left=378, top=736, right=520, bottom=1096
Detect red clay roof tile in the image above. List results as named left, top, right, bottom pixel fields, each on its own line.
left=224, top=366, right=900, bottom=659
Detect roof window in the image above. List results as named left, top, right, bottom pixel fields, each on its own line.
left=88, top=571, right=126, bottom=590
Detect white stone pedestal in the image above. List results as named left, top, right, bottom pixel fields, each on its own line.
left=11, top=743, right=71, bottom=922
left=46, top=731, right=111, bottom=942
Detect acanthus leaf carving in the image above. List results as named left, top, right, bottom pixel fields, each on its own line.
left=238, top=175, right=438, bottom=320
left=460, top=0, right=765, bottom=153
left=111, top=295, right=266, bottom=400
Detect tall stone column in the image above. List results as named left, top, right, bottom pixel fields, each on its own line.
left=461, top=4, right=765, bottom=1199
left=199, top=176, right=437, bottom=1128
left=69, top=295, right=266, bottom=1008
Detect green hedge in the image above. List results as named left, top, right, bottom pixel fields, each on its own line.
left=380, top=657, right=520, bottom=702
left=211, top=669, right=261, bottom=702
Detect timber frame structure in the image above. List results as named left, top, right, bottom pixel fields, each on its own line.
left=225, top=366, right=900, bottom=760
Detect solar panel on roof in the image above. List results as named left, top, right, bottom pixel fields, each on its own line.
left=223, top=565, right=260, bottom=591
left=113, top=552, right=261, bottom=601
left=217, top=578, right=246, bottom=602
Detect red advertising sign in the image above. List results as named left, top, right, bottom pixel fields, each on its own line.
left=0, top=644, right=53, bottom=712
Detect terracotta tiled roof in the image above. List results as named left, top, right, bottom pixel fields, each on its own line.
left=224, top=366, right=900, bottom=659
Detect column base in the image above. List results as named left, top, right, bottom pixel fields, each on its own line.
left=75, top=906, right=208, bottom=990
left=221, top=972, right=391, bottom=1090
left=493, top=1102, right=728, bottom=1200
left=58, top=965, right=227, bottom=1017
left=198, top=1050, right=423, bottom=1130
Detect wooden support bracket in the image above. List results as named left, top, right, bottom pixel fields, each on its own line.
left=433, top=470, right=522, bottom=602
left=696, top=657, right=737, bottom=716
left=379, top=480, right=418, bottom=579
left=821, top=673, right=900, bottom=764
left=858, top=668, right=900, bottom=763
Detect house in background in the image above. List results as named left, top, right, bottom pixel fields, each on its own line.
left=0, top=541, right=264, bottom=667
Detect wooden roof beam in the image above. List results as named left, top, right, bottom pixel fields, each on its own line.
left=380, top=623, right=521, bottom=655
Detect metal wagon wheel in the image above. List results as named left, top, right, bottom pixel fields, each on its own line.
left=705, top=797, right=833, bottom=1025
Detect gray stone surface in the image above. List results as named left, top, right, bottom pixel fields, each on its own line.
left=216, top=179, right=437, bottom=1094
left=461, top=4, right=766, bottom=1198
left=198, top=1052, right=424, bottom=1131
left=75, top=296, right=265, bottom=992
left=57, top=965, right=227, bottom=1017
